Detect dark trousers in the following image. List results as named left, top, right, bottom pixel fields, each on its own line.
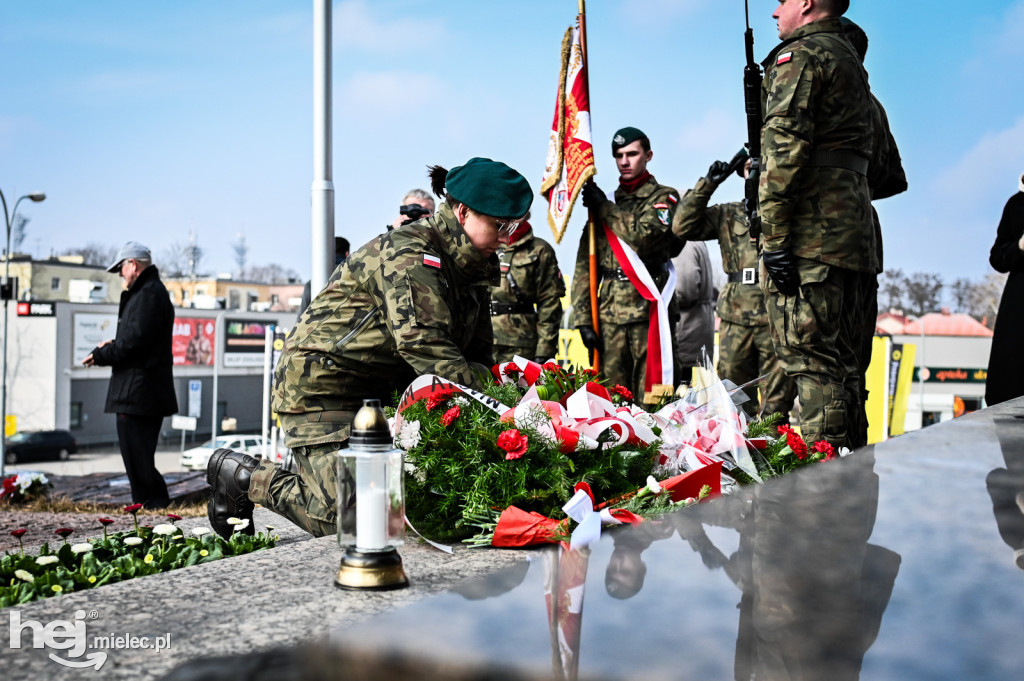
left=116, top=413, right=169, bottom=508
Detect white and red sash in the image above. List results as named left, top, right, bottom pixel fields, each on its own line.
left=601, top=224, right=676, bottom=392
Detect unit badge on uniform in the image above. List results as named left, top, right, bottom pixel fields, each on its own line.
left=657, top=208, right=670, bottom=225
left=423, top=254, right=441, bottom=269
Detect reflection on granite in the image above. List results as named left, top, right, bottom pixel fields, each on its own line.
left=328, top=399, right=1024, bottom=680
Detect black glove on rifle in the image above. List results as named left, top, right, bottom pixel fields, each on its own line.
left=706, top=160, right=733, bottom=187
left=762, top=249, right=800, bottom=296
left=577, top=325, right=603, bottom=364
left=581, top=182, right=606, bottom=209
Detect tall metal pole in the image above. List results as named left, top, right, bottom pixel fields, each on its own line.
left=311, top=0, right=334, bottom=296
left=0, top=189, right=45, bottom=479
left=579, top=0, right=600, bottom=374
left=211, top=311, right=225, bottom=444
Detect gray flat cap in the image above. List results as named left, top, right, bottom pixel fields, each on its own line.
left=107, top=241, right=152, bottom=273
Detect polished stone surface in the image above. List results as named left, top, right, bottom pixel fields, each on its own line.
left=332, top=399, right=1024, bottom=680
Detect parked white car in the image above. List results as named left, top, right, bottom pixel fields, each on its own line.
left=179, top=434, right=282, bottom=471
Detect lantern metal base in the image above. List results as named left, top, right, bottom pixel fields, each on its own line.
left=335, top=547, right=409, bottom=590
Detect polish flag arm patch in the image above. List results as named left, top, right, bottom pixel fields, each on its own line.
left=668, top=195, right=678, bottom=204
left=777, top=52, right=793, bottom=65
left=423, top=254, right=441, bottom=268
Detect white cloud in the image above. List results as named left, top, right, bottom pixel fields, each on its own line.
left=933, top=116, right=1024, bottom=203
left=334, top=0, right=446, bottom=53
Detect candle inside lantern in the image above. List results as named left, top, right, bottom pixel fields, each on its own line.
left=356, top=485, right=388, bottom=550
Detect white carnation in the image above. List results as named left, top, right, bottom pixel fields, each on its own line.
left=396, top=419, right=422, bottom=450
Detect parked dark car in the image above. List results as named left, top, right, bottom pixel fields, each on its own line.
left=4, top=430, right=78, bottom=464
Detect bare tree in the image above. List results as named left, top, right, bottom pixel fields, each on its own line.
left=970, top=272, right=1007, bottom=328
left=905, top=272, right=944, bottom=317
left=245, top=263, right=301, bottom=284
left=161, top=240, right=204, bottom=277
left=62, top=242, right=119, bottom=267
left=949, top=278, right=973, bottom=314
left=877, top=268, right=905, bottom=313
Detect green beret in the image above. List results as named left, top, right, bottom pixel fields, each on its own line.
left=445, top=157, right=532, bottom=218
left=611, top=126, right=649, bottom=153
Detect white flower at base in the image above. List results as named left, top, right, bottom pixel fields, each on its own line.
left=232, top=518, right=251, bottom=532
left=453, top=395, right=470, bottom=407
left=35, top=555, right=59, bottom=566
left=226, top=517, right=242, bottom=525
left=14, top=569, right=34, bottom=583
left=646, top=475, right=663, bottom=494
left=191, top=527, right=212, bottom=537
left=152, top=524, right=178, bottom=536
left=71, top=543, right=94, bottom=554
left=124, top=537, right=143, bottom=546
left=396, top=419, right=422, bottom=450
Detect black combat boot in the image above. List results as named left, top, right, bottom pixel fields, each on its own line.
left=206, top=448, right=258, bottom=539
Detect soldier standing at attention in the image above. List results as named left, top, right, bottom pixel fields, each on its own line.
left=572, top=127, right=684, bottom=400
left=206, top=157, right=533, bottom=538
left=758, top=0, right=874, bottom=448
left=490, top=216, right=565, bottom=364
left=673, top=156, right=797, bottom=419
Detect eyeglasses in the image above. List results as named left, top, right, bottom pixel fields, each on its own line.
left=495, top=220, right=521, bottom=236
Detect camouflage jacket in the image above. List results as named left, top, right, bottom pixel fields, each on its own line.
left=490, top=227, right=565, bottom=359
left=273, top=203, right=496, bottom=446
left=571, top=176, right=683, bottom=326
left=759, top=17, right=876, bottom=273
left=673, top=177, right=767, bottom=326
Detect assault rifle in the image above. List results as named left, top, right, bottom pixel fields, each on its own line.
left=742, top=0, right=763, bottom=242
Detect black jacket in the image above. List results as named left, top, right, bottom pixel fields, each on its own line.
left=91, top=266, right=179, bottom=416
left=985, top=191, right=1024, bottom=406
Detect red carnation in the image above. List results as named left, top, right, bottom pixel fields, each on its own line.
left=543, top=362, right=563, bottom=374
left=785, top=430, right=808, bottom=460
left=811, top=441, right=836, bottom=461
left=497, top=429, right=528, bottom=460
left=124, top=503, right=144, bottom=514
left=55, top=528, right=75, bottom=538
left=10, top=528, right=27, bottom=538
left=440, top=406, right=461, bottom=426
left=166, top=513, right=182, bottom=522
left=425, top=391, right=453, bottom=412
left=97, top=518, right=116, bottom=526
left=611, top=384, right=633, bottom=402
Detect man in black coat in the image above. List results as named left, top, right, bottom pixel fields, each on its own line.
left=84, top=241, right=178, bottom=508
left=985, top=172, right=1024, bottom=406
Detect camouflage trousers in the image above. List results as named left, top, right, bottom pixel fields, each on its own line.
left=762, top=258, right=861, bottom=449
left=718, top=319, right=798, bottom=420
left=248, top=411, right=358, bottom=537
left=598, top=321, right=650, bottom=402
left=494, top=344, right=539, bottom=365
left=849, top=271, right=878, bottom=448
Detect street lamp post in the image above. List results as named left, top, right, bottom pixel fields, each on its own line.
left=0, top=189, right=46, bottom=479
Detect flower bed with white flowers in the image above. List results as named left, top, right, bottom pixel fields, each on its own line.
left=1, top=503, right=276, bottom=608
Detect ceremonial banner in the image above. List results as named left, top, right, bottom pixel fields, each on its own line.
left=541, top=25, right=595, bottom=245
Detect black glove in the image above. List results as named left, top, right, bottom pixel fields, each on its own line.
left=762, top=249, right=800, bottom=296
left=577, top=325, right=603, bottom=364
left=581, top=182, right=606, bottom=209
left=705, top=160, right=733, bottom=186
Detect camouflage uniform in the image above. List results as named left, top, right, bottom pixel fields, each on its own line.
left=672, top=178, right=797, bottom=418
left=249, top=203, right=497, bottom=536
left=759, top=17, right=875, bottom=448
left=571, top=176, right=682, bottom=399
left=490, top=226, right=565, bottom=364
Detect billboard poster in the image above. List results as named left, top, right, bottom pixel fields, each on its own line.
left=73, top=312, right=119, bottom=365
left=173, top=317, right=216, bottom=366
left=224, top=318, right=272, bottom=367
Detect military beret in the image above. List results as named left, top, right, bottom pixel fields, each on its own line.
left=835, top=0, right=850, bottom=15
left=445, top=157, right=532, bottom=218
left=611, top=126, right=648, bottom=153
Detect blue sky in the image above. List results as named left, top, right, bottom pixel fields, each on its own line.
left=3, top=0, right=1023, bottom=289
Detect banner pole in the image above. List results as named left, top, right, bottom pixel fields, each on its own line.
left=578, top=0, right=601, bottom=372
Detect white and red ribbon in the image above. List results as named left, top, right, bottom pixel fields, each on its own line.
left=602, top=224, right=676, bottom=392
